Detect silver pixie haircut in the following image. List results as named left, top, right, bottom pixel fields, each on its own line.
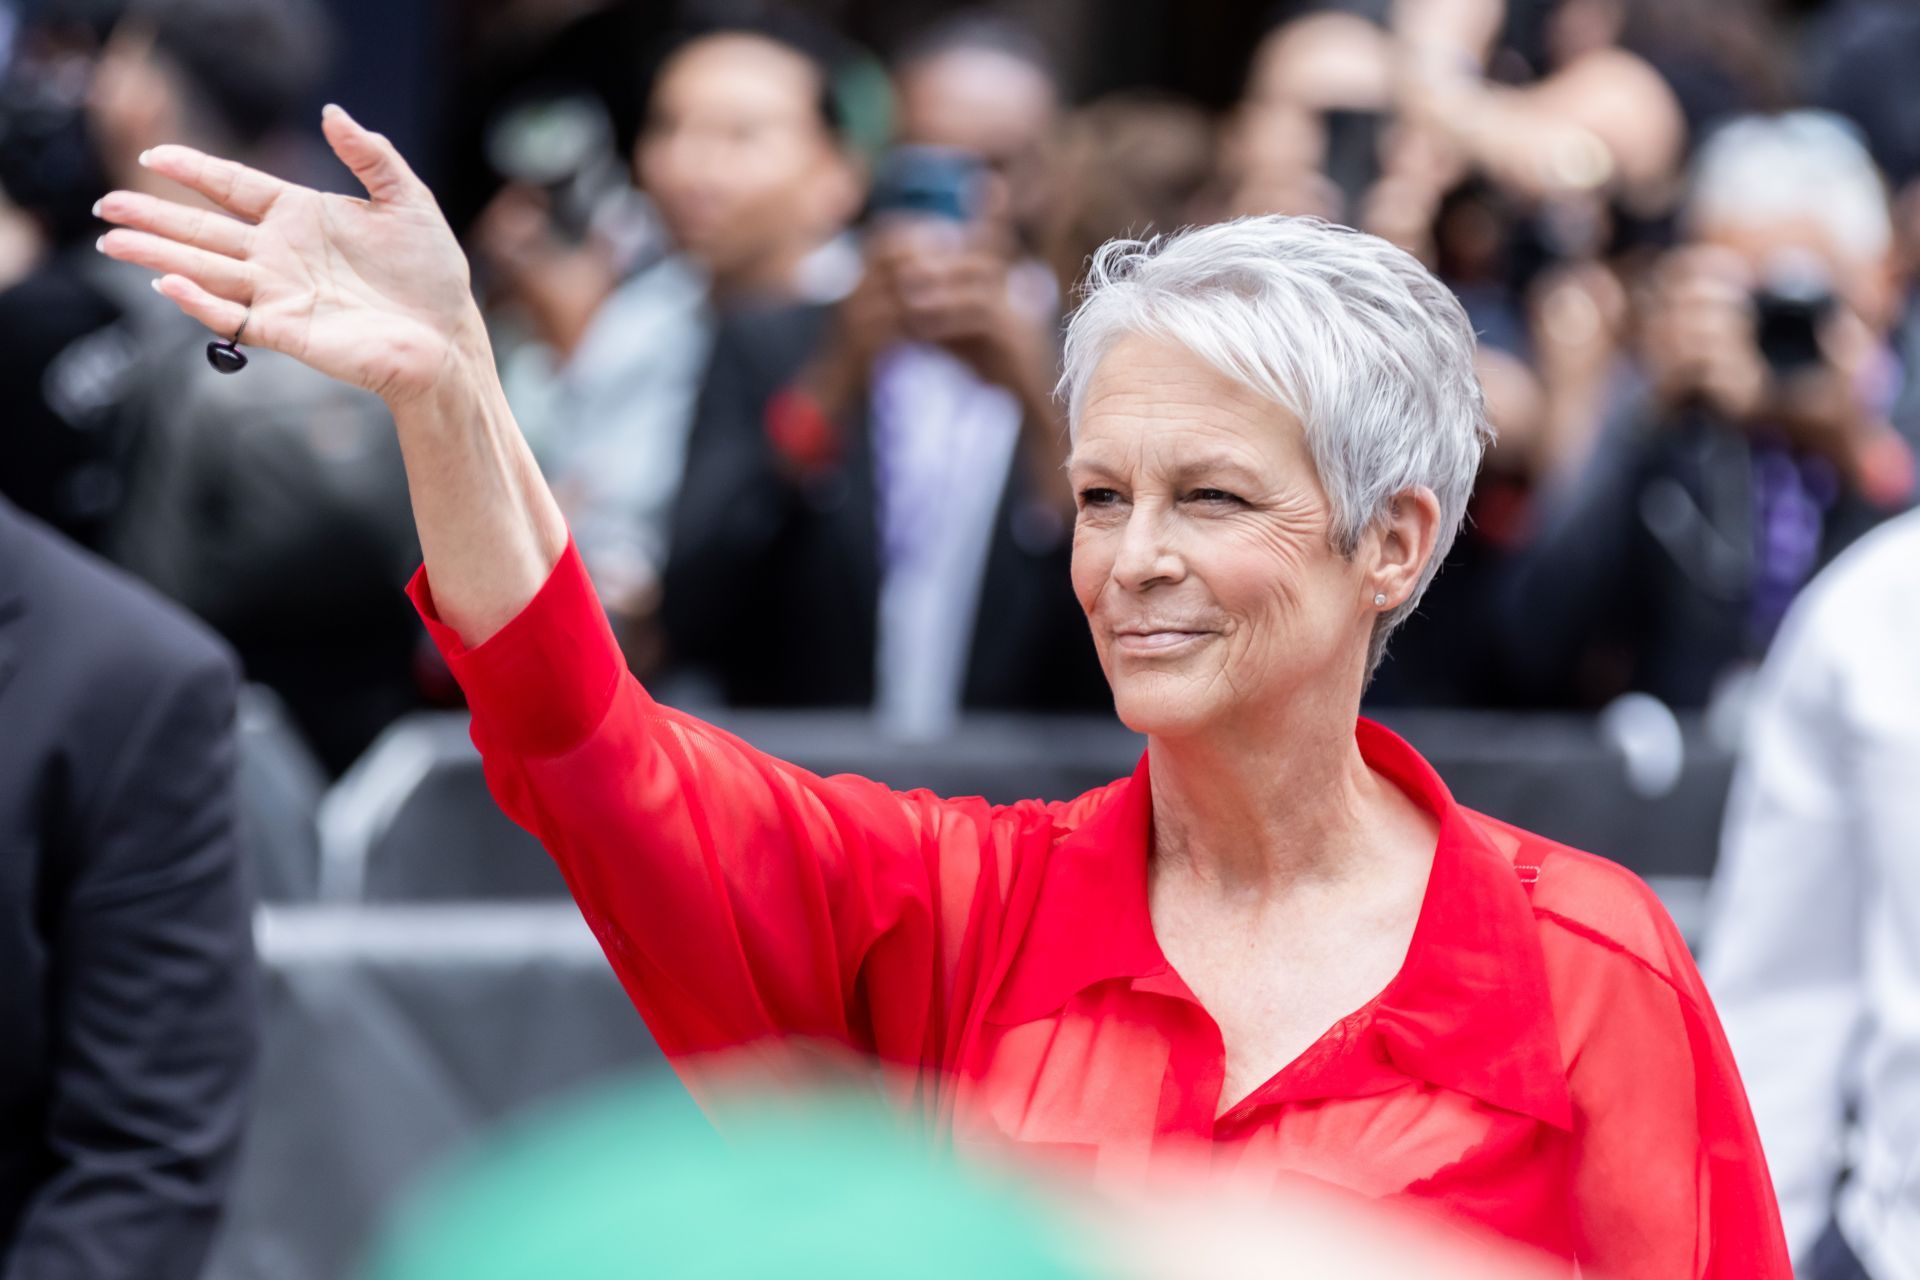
left=1060, top=214, right=1493, bottom=678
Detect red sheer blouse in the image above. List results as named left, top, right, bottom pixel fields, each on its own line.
left=408, top=541, right=1790, bottom=1278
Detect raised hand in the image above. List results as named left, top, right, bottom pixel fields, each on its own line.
left=96, top=104, right=568, bottom=644
left=95, top=104, right=483, bottom=408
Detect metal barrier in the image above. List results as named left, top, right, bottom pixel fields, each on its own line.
left=203, top=905, right=661, bottom=1280
left=311, top=707, right=1733, bottom=906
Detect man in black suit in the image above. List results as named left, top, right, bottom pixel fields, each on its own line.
left=0, top=496, right=257, bottom=1279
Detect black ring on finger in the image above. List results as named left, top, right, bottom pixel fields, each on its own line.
left=206, top=307, right=251, bottom=375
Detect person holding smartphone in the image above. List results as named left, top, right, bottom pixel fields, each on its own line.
left=662, top=14, right=1107, bottom=728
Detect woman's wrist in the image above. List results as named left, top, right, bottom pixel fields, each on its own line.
left=383, top=306, right=500, bottom=425
left=386, top=305, right=570, bottom=646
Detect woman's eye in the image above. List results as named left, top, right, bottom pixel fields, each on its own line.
left=1078, top=487, right=1122, bottom=508
left=1188, top=489, right=1242, bottom=505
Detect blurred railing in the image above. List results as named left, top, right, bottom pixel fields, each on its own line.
left=292, top=705, right=1730, bottom=908
left=204, top=904, right=657, bottom=1280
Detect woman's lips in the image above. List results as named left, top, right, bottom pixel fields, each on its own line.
left=1112, top=630, right=1213, bottom=655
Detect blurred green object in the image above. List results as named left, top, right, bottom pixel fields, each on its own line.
left=360, top=1073, right=1096, bottom=1280
left=830, top=53, right=896, bottom=165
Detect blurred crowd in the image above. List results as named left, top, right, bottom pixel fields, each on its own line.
left=2, top=0, right=1919, bottom=770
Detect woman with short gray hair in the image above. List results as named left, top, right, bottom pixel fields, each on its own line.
left=95, top=110, right=1788, bottom=1274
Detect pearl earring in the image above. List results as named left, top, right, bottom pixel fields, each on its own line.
left=1373, top=593, right=1388, bottom=607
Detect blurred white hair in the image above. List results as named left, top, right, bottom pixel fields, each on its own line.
left=1060, top=214, right=1492, bottom=678
left=1688, top=111, right=1891, bottom=262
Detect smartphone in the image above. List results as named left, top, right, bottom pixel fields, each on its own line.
left=867, top=145, right=985, bottom=224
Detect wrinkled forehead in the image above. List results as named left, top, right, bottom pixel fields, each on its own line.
left=1067, top=335, right=1314, bottom=483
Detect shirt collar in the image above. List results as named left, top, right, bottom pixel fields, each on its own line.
left=990, top=718, right=1573, bottom=1132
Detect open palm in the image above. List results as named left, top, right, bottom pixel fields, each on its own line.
left=97, top=105, right=482, bottom=407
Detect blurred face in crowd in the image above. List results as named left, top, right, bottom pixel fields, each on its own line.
left=1068, top=336, right=1392, bottom=739
left=638, top=33, right=858, bottom=294
left=895, top=46, right=1059, bottom=249
left=87, top=24, right=191, bottom=181
left=1692, top=214, right=1899, bottom=341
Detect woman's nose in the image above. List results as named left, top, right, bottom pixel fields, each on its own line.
left=1112, top=506, right=1183, bottom=591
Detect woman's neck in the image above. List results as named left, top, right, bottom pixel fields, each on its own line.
left=1146, top=698, right=1418, bottom=899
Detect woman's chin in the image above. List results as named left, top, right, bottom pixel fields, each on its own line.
left=1110, top=679, right=1219, bottom=739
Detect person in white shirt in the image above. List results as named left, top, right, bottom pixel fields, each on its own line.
left=1704, top=506, right=1920, bottom=1280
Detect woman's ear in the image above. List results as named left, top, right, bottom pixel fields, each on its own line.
left=1364, top=486, right=1443, bottom=611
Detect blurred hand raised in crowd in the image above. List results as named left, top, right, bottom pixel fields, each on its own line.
left=803, top=218, right=1057, bottom=419
left=471, top=182, right=619, bottom=360
left=796, top=240, right=904, bottom=424
left=1527, top=260, right=1629, bottom=481
left=876, top=221, right=1053, bottom=394
left=798, top=216, right=1070, bottom=514
left=1639, top=245, right=1770, bottom=423
left=95, top=104, right=486, bottom=411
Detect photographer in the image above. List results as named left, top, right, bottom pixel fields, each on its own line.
left=1506, top=111, right=1916, bottom=709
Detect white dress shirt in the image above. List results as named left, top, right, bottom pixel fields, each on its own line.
left=1703, top=508, right=1920, bottom=1278
left=864, top=259, right=1060, bottom=738
left=868, top=341, right=1022, bottom=738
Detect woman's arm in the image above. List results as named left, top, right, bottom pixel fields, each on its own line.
left=95, top=105, right=563, bottom=645
left=411, top=539, right=1028, bottom=1086
left=94, top=110, right=1036, bottom=1080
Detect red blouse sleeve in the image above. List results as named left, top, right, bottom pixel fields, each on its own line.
left=406, top=542, right=1034, bottom=1091
left=1536, top=860, right=1791, bottom=1279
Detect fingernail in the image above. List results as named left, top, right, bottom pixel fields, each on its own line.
left=95, top=234, right=107, bottom=252
left=151, top=278, right=165, bottom=294
left=137, top=149, right=152, bottom=166
left=91, top=197, right=104, bottom=217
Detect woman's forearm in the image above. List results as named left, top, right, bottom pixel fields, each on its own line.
left=390, top=313, right=570, bottom=648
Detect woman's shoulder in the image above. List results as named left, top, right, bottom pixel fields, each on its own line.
left=1028, top=776, right=1134, bottom=831
left=1460, top=808, right=1697, bottom=994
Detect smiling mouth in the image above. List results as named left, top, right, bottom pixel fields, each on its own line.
left=1112, top=630, right=1214, bottom=654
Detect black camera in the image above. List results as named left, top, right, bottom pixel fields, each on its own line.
left=484, top=90, right=628, bottom=246
left=1751, top=255, right=1836, bottom=376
